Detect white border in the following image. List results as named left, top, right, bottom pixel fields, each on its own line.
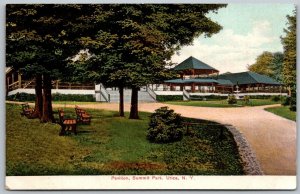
left=1, top=0, right=299, bottom=192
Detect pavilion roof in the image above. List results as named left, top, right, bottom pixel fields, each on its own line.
left=173, top=56, right=219, bottom=73
left=218, top=72, right=281, bottom=85
left=164, top=78, right=218, bottom=84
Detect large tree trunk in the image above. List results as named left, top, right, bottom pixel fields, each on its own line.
left=129, top=86, right=139, bottom=119
left=119, top=86, right=125, bottom=117
left=41, top=74, right=55, bottom=123
left=31, top=75, right=43, bottom=119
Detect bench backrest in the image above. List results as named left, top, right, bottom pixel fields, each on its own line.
left=58, top=109, right=65, bottom=124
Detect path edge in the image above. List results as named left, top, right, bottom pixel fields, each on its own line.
left=226, top=125, right=264, bottom=175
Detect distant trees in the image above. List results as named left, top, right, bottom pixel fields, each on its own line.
left=281, top=10, right=296, bottom=111
left=248, top=51, right=284, bottom=82
left=248, top=9, right=296, bottom=111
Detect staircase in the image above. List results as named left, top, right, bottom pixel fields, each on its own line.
left=106, top=88, right=156, bottom=103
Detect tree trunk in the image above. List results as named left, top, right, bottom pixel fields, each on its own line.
left=119, top=86, right=125, bottom=117
left=31, top=75, right=43, bottom=119
left=41, top=74, right=55, bottom=123
left=129, top=86, right=139, bottom=119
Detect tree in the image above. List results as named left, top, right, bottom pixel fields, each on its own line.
left=248, top=51, right=284, bottom=82
left=71, top=4, right=226, bottom=119
left=6, top=5, right=93, bottom=122
left=248, top=51, right=275, bottom=77
left=281, top=10, right=296, bottom=111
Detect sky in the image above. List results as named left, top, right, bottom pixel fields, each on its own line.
left=171, top=4, right=295, bottom=74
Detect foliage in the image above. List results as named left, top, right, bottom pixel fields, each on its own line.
left=190, top=95, right=227, bottom=101
left=281, top=96, right=290, bottom=106
left=6, top=103, right=243, bottom=175
left=281, top=10, right=296, bottom=110
left=67, top=4, right=227, bottom=118
left=52, top=94, right=95, bottom=102
left=156, top=95, right=183, bottom=102
left=270, top=95, right=281, bottom=102
left=6, top=93, right=36, bottom=102
left=147, top=107, right=184, bottom=143
left=6, top=93, right=95, bottom=102
left=227, top=95, right=237, bottom=104
left=243, top=95, right=250, bottom=105
left=247, top=51, right=284, bottom=82
left=265, top=106, right=296, bottom=121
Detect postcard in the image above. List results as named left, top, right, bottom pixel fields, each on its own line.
left=5, top=3, right=296, bottom=190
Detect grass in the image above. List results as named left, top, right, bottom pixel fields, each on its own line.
left=6, top=103, right=244, bottom=175
left=265, top=106, right=296, bottom=121
left=164, top=99, right=280, bottom=108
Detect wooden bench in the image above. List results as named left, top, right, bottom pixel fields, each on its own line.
left=20, top=103, right=34, bottom=118
left=75, top=105, right=91, bottom=124
left=58, top=109, right=77, bottom=136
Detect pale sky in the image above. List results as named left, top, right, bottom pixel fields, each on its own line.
left=171, top=4, right=295, bottom=74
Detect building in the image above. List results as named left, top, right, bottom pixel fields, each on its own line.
left=6, top=56, right=288, bottom=102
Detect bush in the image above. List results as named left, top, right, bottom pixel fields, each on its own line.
left=6, top=93, right=95, bottom=102
left=227, top=95, right=237, bottom=104
left=243, top=95, right=250, bottom=105
left=6, top=93, right=36, bottom=102
left=281, top=96, right=291, bottom=106
left=52, top=93, right=95, bottom=102
left=147, top=106, right=184, bottom=143
left=190, top=95, right=227, bottom=101
left=270, top=95, right=281, bottom=102
left=249, top=95, right=272, bottom=99
left=156, top=95, right=183, bottom=102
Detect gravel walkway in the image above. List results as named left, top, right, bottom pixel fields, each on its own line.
left=8, top=101, right=296, bottom=175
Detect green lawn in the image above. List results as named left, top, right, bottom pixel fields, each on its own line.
left=6, top=103, right=244, bottom=175
left=164, top=99, right=280, bottom=108
left=265, top=106, right=296, bottom=121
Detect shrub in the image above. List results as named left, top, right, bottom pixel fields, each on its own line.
left=6, top=93, right=95, bottom=102
left=227, top=95, right=237, bottom=104
left=281, top=96, right=291, bottom=106
left=190, top=95, right=227, bottom=101
left=6, top=93, right=36, bottom=102
left=147, top=106, right=184, bottom=143
left=156, top=95, right=183, bottom=102
left=270, top=95, right=281, bottom=102
left=249, top=95, right=272, bottom=99
left=289, top=93, right=296, bottom=112
left=52, top=93, right=95, bottom=102
left=243, top=95, right=250, bottom=105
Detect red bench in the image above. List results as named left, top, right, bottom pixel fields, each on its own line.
left=75, top=105, right=91, bottom=124
left=58, top=109, right=77, bottom=135
left=20, top=103, right=34, bottom=119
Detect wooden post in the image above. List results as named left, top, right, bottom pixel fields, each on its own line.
left=56, top=80, right=59, bottom=89
left=180, top=85, right=183, bottom=91
left=191, top=83, right=195, bottom=93
left=12, top=73, right=14, bottom=84
left=18, top=73, right=22, bottom=88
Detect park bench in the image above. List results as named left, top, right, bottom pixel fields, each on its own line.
left=20, top=103, right=34, bottom=118
left=75, top=105, right=91, bottom=124
left=58, top=109, right=77, bottom=135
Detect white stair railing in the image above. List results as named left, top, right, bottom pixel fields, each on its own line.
left=183, top=89, right=190, bottom=101
left=146, top=85, right=157, bottom=101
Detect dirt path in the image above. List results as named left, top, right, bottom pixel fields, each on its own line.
left=8, top=101, right=296, bottom=175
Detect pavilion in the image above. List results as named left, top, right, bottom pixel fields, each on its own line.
left=163, top=56, right=286, bottom=94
